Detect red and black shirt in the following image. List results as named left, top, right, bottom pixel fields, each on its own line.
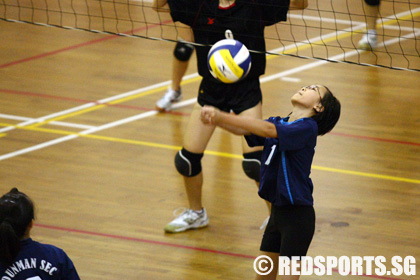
left=168, top=0, right=290, bottom=80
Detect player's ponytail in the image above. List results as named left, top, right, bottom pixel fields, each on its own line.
left=312, top=86, right=341, bottom=136
left=0, top=188, right=35, bottom=267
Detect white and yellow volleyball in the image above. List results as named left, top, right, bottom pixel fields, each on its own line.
left=207, top=39, right=252, bottom=83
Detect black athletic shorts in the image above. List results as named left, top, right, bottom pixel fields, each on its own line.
left=364, top=0, right=380, bottom=6
left=260, top=205, right=315, bottom=258
left=197, top=77, right=262, bottom=114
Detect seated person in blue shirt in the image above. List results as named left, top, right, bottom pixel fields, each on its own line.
left=201, top=85, right=341, bottom=280
left=0, top=188, right=80, bottom=280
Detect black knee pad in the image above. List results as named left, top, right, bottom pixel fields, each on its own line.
left=174, top=148, right=204, bottom=177
left=364, top=0, right=380, bottom=6
left=173, top=41, right=194, bottom=62
left=242, top=151, right=263, bottom=182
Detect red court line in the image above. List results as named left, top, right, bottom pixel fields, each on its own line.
left=0, top=20, right=173, bottom=69
left=34, top=223, right=253, bottom=259
left=330, top=132, right=420, bottom=147
left=0, top=36, right=116, bottom=69
left=34, top=223, right=402, bottom=280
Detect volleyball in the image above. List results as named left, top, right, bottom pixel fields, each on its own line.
left=207, top=39, right=251, bottom=83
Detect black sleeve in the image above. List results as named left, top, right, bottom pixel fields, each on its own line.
left=167, top=0, right=203, bottom=27
left=244, top=134, right=266, bottom=147
left=254, top=0, right=291, bottom=26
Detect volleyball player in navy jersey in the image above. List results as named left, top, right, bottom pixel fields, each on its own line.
left=0, top=188, right=80, bottom=280
left=201, top=85, right=341, bottom=279
left=153, top=0, right=309, bottom=233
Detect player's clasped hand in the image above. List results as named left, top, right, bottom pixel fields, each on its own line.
left=200, top=105, right=220, bottom=125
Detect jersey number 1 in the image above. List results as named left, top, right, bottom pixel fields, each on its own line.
left=265, top=145, right=276, bottom=165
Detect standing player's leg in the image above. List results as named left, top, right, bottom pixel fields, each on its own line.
left=358, top=0, right=380, bottom=50
left=164, top=103, right=216, bottom=233
left=256, top=206, right=315, bottom=280
left=181, top=103, right=216, bottom=211
left=239, top=102, right=271, bottom=216
left=156, top=24, right=195, bottom=111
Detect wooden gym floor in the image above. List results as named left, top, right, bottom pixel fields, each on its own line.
left=0, top=1, right=419, bottom=279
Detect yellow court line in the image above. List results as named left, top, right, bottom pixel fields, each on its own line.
left=175, top=75, right=203, bottom=88
left=313, top=166, right=420, bottom=185
left=27, top=91, right=158, bottom=129
left=1, top=122, right=419, bottom=185
left=380, top=10, right=420, bottom=26
left=27, top=75, right=203, bottom=129
left=27, top=104, right=108, bottom=129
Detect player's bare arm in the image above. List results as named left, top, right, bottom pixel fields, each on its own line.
left=201, top=106, right=278, bottom=138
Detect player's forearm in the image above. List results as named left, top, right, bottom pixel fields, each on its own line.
left=217, top=112, right=277, bottom=138
left=217, top=121, right=251, bottom=136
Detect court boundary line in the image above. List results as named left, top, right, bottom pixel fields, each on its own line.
left=0, top=113, right=96, bottom=130
left=0, top=72, right=200, bottom=135
left=0, top=88, right=190, bottom=116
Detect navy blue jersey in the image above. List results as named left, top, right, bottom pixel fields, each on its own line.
left=0, top=239, right=80, bottom=280
left=245, top=117, right=318, bottom=206
left=167, top=0, right=290, bottom=80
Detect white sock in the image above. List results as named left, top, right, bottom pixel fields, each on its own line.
left=367, top=29, right=377, bottom=36
left=193, top=209, right=204, bottom=214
